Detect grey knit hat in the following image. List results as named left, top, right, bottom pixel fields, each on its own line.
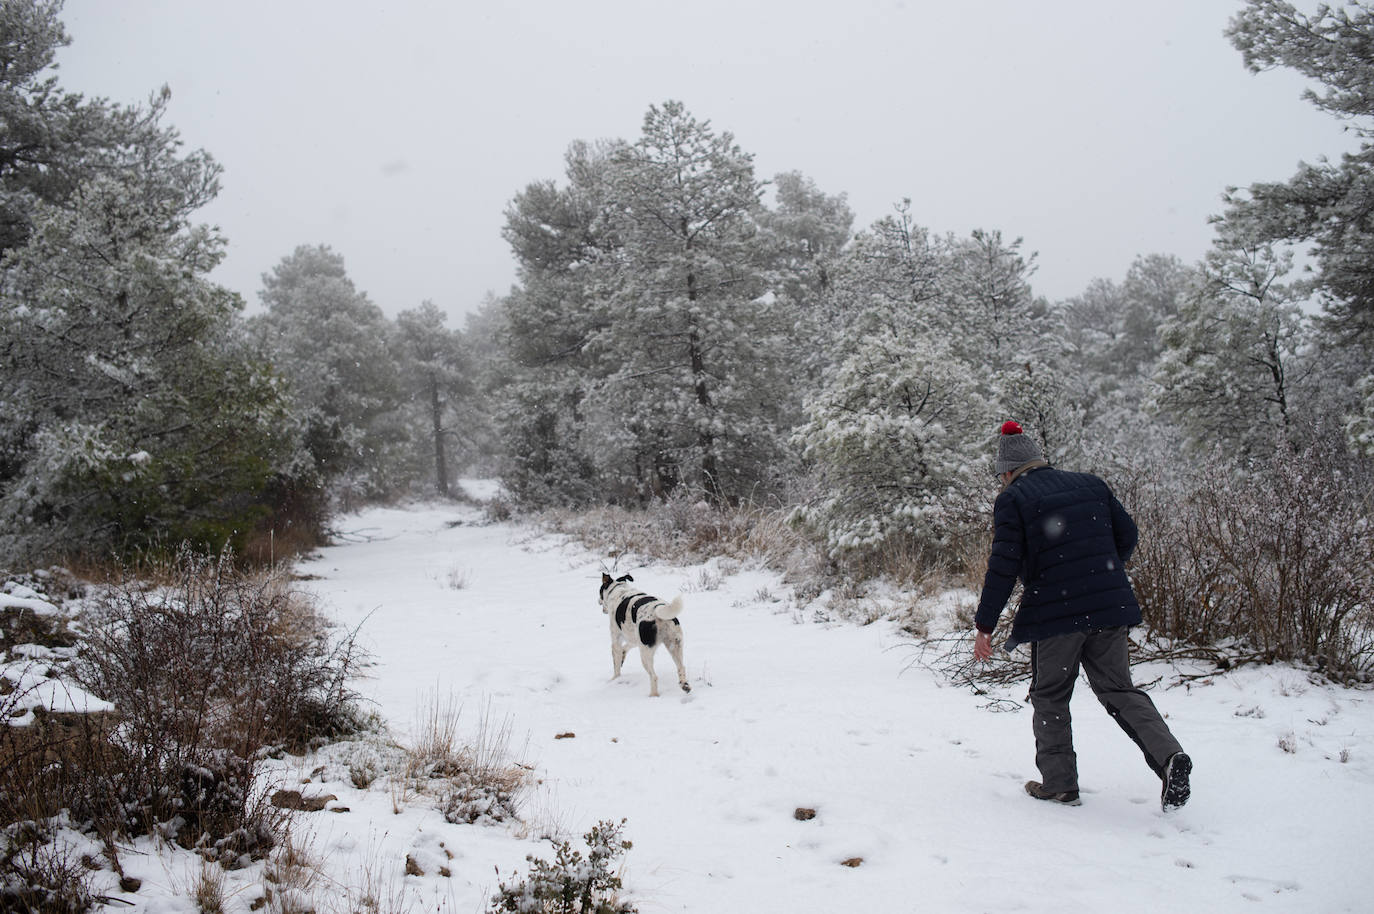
left=994, top=420, right=1045, bottom=474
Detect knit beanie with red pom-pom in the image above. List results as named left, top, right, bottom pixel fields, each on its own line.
left=994, top=420, right=1046, bottom=475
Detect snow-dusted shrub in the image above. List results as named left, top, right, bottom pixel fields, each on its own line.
left=401, top=697, right=527, bottom=827
left=488, top=819, right=636, bottom=914
left=1126, top=440, right=1374, bottom=680
left=0, top=817, right=96, bottom=914
left=1348, top=373, right=1374, bottom=458
left=792, top=328, right=989, bottom=575
left=439, top=769, right=523, bottom=826
left=57, top=552, right=365, bottom=860
left=535, top=489, right=826, bottom=588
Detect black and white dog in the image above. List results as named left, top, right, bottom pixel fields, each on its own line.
left=599, top=573, right=691, bottom=697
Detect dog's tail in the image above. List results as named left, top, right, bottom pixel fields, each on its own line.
left=654, top=595, right=684, bottom=620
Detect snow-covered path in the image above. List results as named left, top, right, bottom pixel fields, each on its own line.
left=294, top=498, right=1374, bottom=913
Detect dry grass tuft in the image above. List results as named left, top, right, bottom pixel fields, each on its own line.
left=395, top=694, right=530, bottom=827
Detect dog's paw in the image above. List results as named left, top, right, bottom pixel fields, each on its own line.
left=680, top=682, right=692, bottom=693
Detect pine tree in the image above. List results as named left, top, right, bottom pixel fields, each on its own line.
left=1225, top=0, right=1374, bottom=343
left=942, top=229, right=1056, bottom=373
left=588, top=101, right=789, bottom=504
left=1151, top=233, right=1310, bottom=457
left=0, top=138, right=288, bottom=562
left=1060, top=255, right=1196, bottom=456
left=793, top=324, right=987, bottom=562
left=496, top=140, right=617, bottom=506
left=249, top=245, right=405, bottom=500
left=394, top=302, right=470, bottom=497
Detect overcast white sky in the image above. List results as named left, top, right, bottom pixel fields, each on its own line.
left=55, top=0, right=1355, bottom=326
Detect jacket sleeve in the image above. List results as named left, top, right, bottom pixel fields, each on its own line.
left=1109, top=490, right=1139, bottom=564
left=975, top=489, right=1024, bottom=634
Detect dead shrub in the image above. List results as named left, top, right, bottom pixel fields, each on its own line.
left=1125, top=441, right=1374, bottom=681
left=400, top=696, right=528, bottom=826
left=0, top=819, right=95, bottom=914
left=47, top=549, right=366, bottom=861
left=536, top=490, right=831, bottom=596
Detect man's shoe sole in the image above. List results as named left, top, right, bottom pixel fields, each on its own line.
left=1162, top=752, right=1192, bottom=811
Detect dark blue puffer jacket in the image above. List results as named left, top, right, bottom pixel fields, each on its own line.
left=975, top=466, right=1141, bottom=644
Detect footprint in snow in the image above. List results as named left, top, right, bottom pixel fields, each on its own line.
left=1227, top=874, right=1301, bottom=897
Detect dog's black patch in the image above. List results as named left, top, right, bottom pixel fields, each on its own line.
left=615, top=597, right=632, bottom=628
left=602, top=573, right=634, bottom=600
left=672, top=618, right=681, bottom=627
left=638, top=620, right=657, bottom=647
left=629, top=595, right=655, bottom=623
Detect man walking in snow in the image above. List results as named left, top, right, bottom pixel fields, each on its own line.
left=972, top=421, right=1191, bottom=811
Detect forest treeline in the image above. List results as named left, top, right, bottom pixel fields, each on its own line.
left=2, top=1, right=1373, bottom=671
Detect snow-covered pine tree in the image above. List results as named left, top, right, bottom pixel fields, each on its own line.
left=0, top=0, right=113, bottom=259
left=496, top=140, right=618, bottom=506
left=937, top=228, right=1084, bottom=469
left=1056, top=254, right=1197, bottom=464
left=826, top=200, right=947, bottom=344
left=394, top=302, right=470, bottom=497
left=1150, top=232, right=1311, bottom=459
left=793, top=322, right=987, bottom=563
left=1222, top=1, right=1374, bottom=459
left=941, top=230, right=1045, bottom=367
left=794, top=205, right=990, bottom=565
left=759, top=171, right=854, bottom=395
left=249, top=245, right=407, bottom=502
left=0, top=148, right=289, bottom=562
left=586, top=101, right=792, bottom=504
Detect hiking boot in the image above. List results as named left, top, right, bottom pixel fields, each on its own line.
left=1162, top=752, right=1192, bottom=811
left=1024, top=780, right=1081, bottom=806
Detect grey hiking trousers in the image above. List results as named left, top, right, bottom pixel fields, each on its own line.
left=1029, top=626, right=1183, bottom=793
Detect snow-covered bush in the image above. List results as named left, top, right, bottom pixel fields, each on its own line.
left=0, top=815, right=97, bottom=914
left=399, top=698, right=528, bottom=827
left=792, top=328, right=989, bottom=573
left=488, top=819, right=636, bottom=914
left=1126, top=440, right=1374, bottom=680
left=1347, top=374, right=1374, bottom=458
left=536, top=489, right=825, bottom=587
left=43, top=552, right=367, bottom=861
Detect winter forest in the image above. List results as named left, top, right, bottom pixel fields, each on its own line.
left=6, top=0, right=1373, bottom=667
left=3, top=0, right=1374, bottom=909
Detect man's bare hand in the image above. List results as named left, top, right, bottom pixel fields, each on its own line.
left=974, top=630, right=993, bottom=662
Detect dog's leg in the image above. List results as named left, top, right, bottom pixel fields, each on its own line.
left=666, top=635, right=691, bottom=693
left=638, top=645, right=660, bottom=697
left=610, top=639, right=627, bottom=680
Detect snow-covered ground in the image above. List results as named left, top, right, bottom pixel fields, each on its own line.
left=106, top=490, right=1374, bottom=912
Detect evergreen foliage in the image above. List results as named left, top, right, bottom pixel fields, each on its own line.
left=489, top=820, right=636, bottom=914
left=1151, top=234, right=1310, bottom=457
left=793, top=327, right=986, bottom=560
left=394, top=301, right=472, bottom=497
left=589, top=101, right=787, bottom=504
left=0, top=32, right=292, bottom=563
left=249, top=245, right=407, bottom=504
left=1224, top=0, right=1374, bottom=454
left=1225, top=0, right=1374, bottom=340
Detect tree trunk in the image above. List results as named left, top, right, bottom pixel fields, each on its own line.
left=430, top=378, right=449, bottom=497
left=686, top=269, right=723, bottom=504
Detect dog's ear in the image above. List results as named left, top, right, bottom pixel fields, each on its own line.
left=601, top=572, right=612, bottom=585
left=618, top=574, right=634, bottom=582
